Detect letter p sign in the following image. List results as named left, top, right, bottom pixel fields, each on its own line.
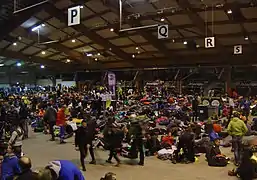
left=68, top=6, right=80, bottom=26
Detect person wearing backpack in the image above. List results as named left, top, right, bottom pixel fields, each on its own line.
left=8, top=123, right=24, bottom=158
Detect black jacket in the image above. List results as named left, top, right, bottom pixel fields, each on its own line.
left=75, top=126, right=95, bottom=146
left=44, top=107, right=57, bottom=123
left=7, top=109, right=19, bottom=125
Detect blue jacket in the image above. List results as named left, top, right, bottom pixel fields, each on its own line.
left=209, top=130, right=220, bottom=142
left=1, top=154, right=20, bottom=180
left=47, top=160, right=85, bottom=180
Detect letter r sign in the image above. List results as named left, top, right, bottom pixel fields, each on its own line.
left=205, top=37, right=215, bottom=48
left=68, top=6, right=80, bottom=26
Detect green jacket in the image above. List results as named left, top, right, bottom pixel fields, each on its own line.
left=227, top=117, right=248, bottom=137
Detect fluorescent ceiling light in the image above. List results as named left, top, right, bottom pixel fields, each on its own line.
left=31, top=24, right=45, bottom=32
left=87, top=53, right=93, bottom=57
left=110, top=28, right=114, bottom=32
left=183, top=41, right=188, bottom=45
left=72, top=39, right=76, bottom=43
left=40, top=65, right=45, bottom=69
left=41, top=51, right=46, bottom=55
left=161, top=18, right=165, bottom=22
left=136, top=47, right=139, bottom=50
left=13, top=42, right=17, bottom=46
left=244, top=36, right=249, bottom=40
left=16, top=62, right=21, bottom=67
left=66, top=59, right=71, bottom=63
left=0, top=64, right=4, bottom=67
left=132, top=54, right=135, bottom=58
left=95, top=58, right=98, bottom=61
left=97, top=53, right=101, bottom=56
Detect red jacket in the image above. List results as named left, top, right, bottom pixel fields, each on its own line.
left=56, top=108, right=65, bottom=126
left=162, top=135, right=174, bottom=145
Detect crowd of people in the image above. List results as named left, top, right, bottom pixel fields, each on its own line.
left=0, top=87, right=257, bottom=179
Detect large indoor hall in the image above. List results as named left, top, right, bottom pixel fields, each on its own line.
left=0, top=0, right=257, bottom=180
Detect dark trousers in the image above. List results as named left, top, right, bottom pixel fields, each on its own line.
left=21, top=119, right=28, bottom=138
left=79, top=143, right=95, bottom=169
left=193, top=110, right=198, bottom=122
left=49, top=121, right=55, bottom=140
left=232, top=136, right=243, bottom=164
left=108, top=147, right=120, bottom=163
left=132, top=139, right=145, bottom=164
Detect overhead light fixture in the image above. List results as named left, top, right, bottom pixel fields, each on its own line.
left=16, top=82, right=19, bottom=85
left=137, top=51, right=140, bottom=54
left=72, top=39, right=76, bottom=43
left=227, top=9, right=232, bottom=14
left=41, top=51, right=46, bottom=55
left=16, top=62, right=21, bottom=67
left=183, top=41, right=188, bottom=45
left=172, top=39, right=175, bottom=43
left=132, top=54, right=135, bottom=58
left=40, top=65, right=45, bottom=69
left=0, top=64, right=4, bottom=67
left=136, top=47, right=139, bottom=50
left=95, top=58, right=98, bottom=61
left=80, top=5, right=84, bottom=8
left=13, top=42, right=17, bottom=46
left=87, top=53, right=93, bottom=57
left=196, top=44, right=200, bottom=48
left=109, top=48, right=112, bottom=51
left=66, top=59, right=71, bottom=63
left=160, top=17, right=165, bottom=22
left=97, top=53, right=101, bottom=56
left=244, top=36, right=249, bottom=40
left=31, top=23, right=46, bottom=32
left=110, top=28, right=114, bottom=32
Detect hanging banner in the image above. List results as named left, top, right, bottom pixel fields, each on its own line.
left=234, top=45, right=242, bottom=55
left=158, top=25, right=169, bottom=39
left=68, top=6, right=81, bottom=26
left=108, top=72, right=116, bottom=86
left=205, top=37, right=215, bottom=48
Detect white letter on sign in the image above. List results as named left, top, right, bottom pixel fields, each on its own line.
left=234, top=45, right=242, bottom=55
left=205, top=37, right=215, bottom=48
left=68, top=6, right=80, bottom=26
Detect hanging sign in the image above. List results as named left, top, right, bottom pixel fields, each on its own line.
left=234, top=45, right=242, bottom=55
left=108, top=72, right=116, bottom=86
left=68, top=6, right=81, bottom=26
left=158, top=25, right=169, bottom=39
left=205, top=37, right=215, bottom=48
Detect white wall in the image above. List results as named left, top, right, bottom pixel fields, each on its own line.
left=36, top=79, right=53, bottom=86
left=36, top=79, right=76, bottom=87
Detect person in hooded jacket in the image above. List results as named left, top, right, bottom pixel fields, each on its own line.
left=1, top=146, right=20, bottom=180
left=227, top=111, right=248, bottom=166
left=75, top=119, right=96, bottom=171
left=38, top=160, right=85, bottom=180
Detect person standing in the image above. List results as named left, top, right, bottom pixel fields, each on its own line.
left=56, top=105, right=66, bottom=144
left=192, top=94, right=199, bottom=122
left=19, top=103, right=29, bottom=139
left=227, top=112, right=248, bottom=166
left=44, top=103, right=57, bottom=141
left=8, top=123, right=24, bottom=158
left=75, top=120, right=96, bottom=171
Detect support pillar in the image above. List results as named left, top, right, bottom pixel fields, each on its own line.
left=225, top=67, right=232, bottom=94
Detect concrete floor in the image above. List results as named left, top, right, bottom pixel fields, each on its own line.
left=23, top=131, right=237, bottom=180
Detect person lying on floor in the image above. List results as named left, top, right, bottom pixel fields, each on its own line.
left=228, top=148, right=257, bottom=180
left=206, top=136, right=229, bottom=167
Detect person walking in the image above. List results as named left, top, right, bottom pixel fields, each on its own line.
left=227, top=111, right=248, bottom=166
left=56, top=105, right=66, bottom=144
left=75, top=120, right=96, bottom=171
left=44, top=103, right=57, bottom=141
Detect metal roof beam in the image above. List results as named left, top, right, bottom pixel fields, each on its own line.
left=44, top=3, right=141, bottom=67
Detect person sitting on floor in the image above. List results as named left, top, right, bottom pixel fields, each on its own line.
left=209, top=124, right=222, bottom=142
left=1, top=146, right=20, bottom=180
left=228, top=148, right=257, bottom=180
left=173, top=126, right=195, bottom=164
left=161, top=131, right=174, bottom=148
left=206, top=136, right=229, bottom=167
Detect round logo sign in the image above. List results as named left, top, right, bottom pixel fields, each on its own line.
left=202, top=100, right=210, bottom=106
left=211, top=100, right=220, bottom=107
